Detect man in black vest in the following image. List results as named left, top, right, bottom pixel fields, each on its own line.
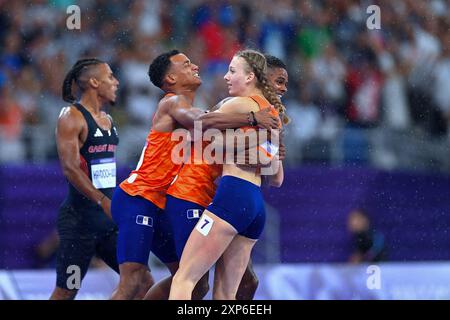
left=50, top=58, right=125, bottom=300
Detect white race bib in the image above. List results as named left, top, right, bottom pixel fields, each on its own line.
left=195, top=213, right=214, bottom=236
left=91, top=158, right=116, bottom=189
left=259, top=141, right=279, bottom=158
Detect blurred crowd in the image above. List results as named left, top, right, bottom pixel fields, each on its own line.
left=1, top=0, right=450, bottom=172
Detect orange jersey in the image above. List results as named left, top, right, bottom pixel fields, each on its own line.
left=120, top=130, right=182, bottom=209
left=240, top=96, right=282, bottom=172
left=248, top=95, right=281, bottom=128
left=167, top=95, right=279, bottom=207
left=120, top=94, right=182, bottom=209
left=167, top=141, right=222, bottom=208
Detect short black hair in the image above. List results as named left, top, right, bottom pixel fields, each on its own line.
left=148, top=49, right=180, bottom=89
left=264, top=54, right=287, bottom=70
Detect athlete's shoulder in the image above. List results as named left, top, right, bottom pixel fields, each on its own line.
left=158, top=93, right=188, bottom=113
left=58, top=104, right=84, bottom=122
left=56, top=105, right=85, bottom=135
left=168, top=94, right=192, bottom=107
left=210, top=97, right=233, bottom=112
left=219, top=96, right=258, bottom=113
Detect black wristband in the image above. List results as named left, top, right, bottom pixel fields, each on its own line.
left=247, top=112, right=255, bottom=126
left=250, top=111, right=258, bottom=126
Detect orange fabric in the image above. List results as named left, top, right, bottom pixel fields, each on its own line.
left=120, top=130, right=183, bottom=209
left=167, top=141, right=222, bottom=208
left=167, top=95, right=279, bottom=207
left=249, top=95, right=281, bottom=128
left=120, top=93, right=182, bottom=209
left=240, top=95, right=281, bottom=131
left=245, top=96, right=281, bottom=174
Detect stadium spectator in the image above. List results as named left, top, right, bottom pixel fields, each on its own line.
left=347, top=208, right=387, bottom=263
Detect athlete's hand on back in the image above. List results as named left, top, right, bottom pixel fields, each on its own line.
left=254, top=108, right=279, bottom=130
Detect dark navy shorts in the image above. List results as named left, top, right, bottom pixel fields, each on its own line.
left=111, top=187, right=177, bottom=265
left=207, top=175, right=266, bottom=240
left=165, top=195, right=205, bottom=260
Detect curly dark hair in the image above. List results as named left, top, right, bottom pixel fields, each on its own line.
left=148, top=49, right=180, bottom=89
left=264, top=54, right=287, bottom=70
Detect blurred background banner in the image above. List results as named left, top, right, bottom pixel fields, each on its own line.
left=1, top=164, right=449, bottom=269
left=1, top=0, right=450, bottom=299
left=2, top=262, right=450, bottom=300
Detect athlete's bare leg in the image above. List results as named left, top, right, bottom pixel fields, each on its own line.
left=143, top=271, right=210, bottom=300
left=142, top=262, right=178, bottom=300
left=169, top=210, right=236, bottom=300
left=111, top=262, right=154, bottom=300
left=236, top=259, right=259, bottom=300
left=50, top=287, right=78, bottom=300
left=213, top=235, right=257, bottom=300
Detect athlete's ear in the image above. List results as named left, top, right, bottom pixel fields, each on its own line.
left=245, top=72, right=255, bottom=84
left=165, top=73, right=176, bottom=86
left=88, top=77, right=100, bottom=89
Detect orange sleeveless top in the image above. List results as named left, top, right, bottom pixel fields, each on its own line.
left=167, top=141, right=222, bottom=208
left=243, top=95, right=281, bottom=129
left=120, top=94, right=182, bottom=209
left=240, top=95, right=281, bottom=172
left=167, top=95, right=280, bottom=207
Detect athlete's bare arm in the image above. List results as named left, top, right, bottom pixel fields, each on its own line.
left=151, top=95, right=203, bottom=132
left=168, top=95, right=204, bottom=129
left=205, top=97, right=278, bottom=130
left=56, top=106, right=111, bottom=218
left=208, top=97, right=262, bottom=153
left=261, top=128, right=285, bottom=187
left=199, top=107, right=278, bottom=130
left=156, top=94, right=279, bottom=132
left=191, top=96, right=279, bottom=131
left=266, top=161, right=284, bottom=187
left=215, top=98, right=285, bottom=175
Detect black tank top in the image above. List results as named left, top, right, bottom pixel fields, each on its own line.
left=65, top=102, right=119, bottom=210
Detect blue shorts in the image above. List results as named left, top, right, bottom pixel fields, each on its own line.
left=111, top=187, right=178, bottom=265
left=165, top=195, right=205, bottom=260
left=207, top=175, right=265, bottom=240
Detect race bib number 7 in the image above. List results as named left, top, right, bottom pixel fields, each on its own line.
left=91, top=158, right=116, bottom=189
left=195, top=213, right=214, bottom=236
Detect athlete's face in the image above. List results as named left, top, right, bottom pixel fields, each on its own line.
left=267, top=67, right=288, bottom=98
left=168, top=53, right=201, bottom=87
left=224, top=56, right=252, bottom=96
left=96, top=63, right=119, bottom=104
